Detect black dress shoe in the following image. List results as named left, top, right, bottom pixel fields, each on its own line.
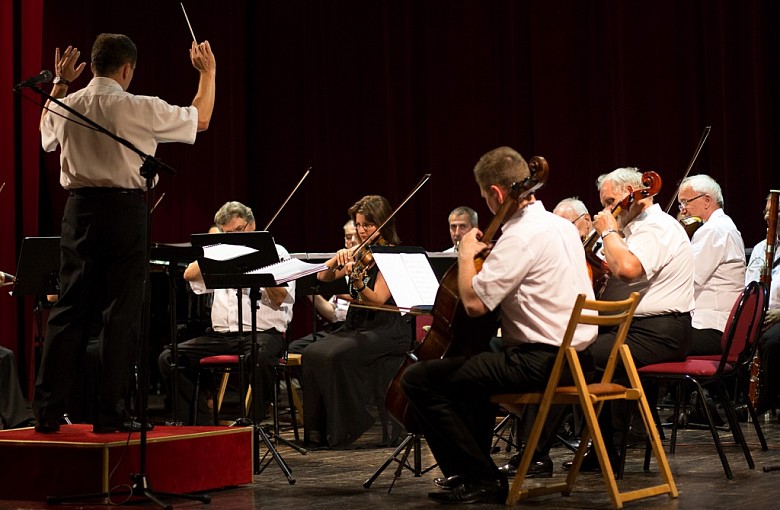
left=34, top=421, right=60, bottom=434
left=498, top=454, right=553, bottom=478
left=93, top=420, right=155, bottom=434
left=433, top=475, right=467, bottom=490
left=428, top=478, right=508, bottom=504
left=562, top=446, right=618, bottom=473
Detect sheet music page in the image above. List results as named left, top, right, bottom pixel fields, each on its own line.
left=247, top=257, right=328, bottom=284
left=372, top=252, right=439, bottom=311
left=202, top=243, right=257, bottom=261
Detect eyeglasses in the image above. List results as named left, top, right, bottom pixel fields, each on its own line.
left=221, top=221, right=249, bottom=233
left=571, top=213, right=587, bottom=224
left=678, top=193, right=706, bottom=211
left=354, top=222, right=376, bottom=230
left=449, top=224, right=472, bottom=232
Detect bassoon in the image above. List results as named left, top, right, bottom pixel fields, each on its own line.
left=749, top=190, right=779, bottom=410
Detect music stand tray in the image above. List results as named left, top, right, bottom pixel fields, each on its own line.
left=12, top=237, right=61, bottom=297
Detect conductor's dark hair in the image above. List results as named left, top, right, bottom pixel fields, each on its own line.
left=91, top=33, right=137, bottom=75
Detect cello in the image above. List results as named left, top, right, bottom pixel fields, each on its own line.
left=582, top=171, right=662, bottom=296
left=385, top=156, right=549, bottom=432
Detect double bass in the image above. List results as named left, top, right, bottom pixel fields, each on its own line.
left=385, top=157, right=549, bottom=432
left=582, top=171, right=663, bottom=296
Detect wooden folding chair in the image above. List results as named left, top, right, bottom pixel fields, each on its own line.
left=491, top=292, right=677, bottom=509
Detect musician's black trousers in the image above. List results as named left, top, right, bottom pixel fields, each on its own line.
left=401, top=344, right=594, bottom=481
left=590, top=313, right=692, bottom=453
left=34, top=191, right=147, bottom=425
left=760, top=322, right=780, bottom=407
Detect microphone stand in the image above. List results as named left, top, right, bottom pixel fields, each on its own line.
left=24, top=83, right=209, bottom=508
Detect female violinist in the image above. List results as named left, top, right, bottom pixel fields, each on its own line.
left=303, top=195, right=410, bottom=448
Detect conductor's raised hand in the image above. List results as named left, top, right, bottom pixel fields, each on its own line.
left=190, top=40, right=215, bottom=74
left=54, top=46, right=87, bottom=84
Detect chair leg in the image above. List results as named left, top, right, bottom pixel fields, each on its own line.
left=283, top=366, right=300, bottom=441
left=692, top=381, right=734, bottom=478
left=746, top=400, right=768, bottom=451
left=713, top=380, right=754, bottom=470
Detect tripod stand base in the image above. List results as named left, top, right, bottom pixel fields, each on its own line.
left=256, top=424, right=296, bottom=484
left=46, top=473, right=210, bottom=509
left=363, top=433, right=437, bottom=492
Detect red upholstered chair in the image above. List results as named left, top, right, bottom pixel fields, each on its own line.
left=637, top=281, right=768, bottom=479
left=194, top=354, right=251, bottom=425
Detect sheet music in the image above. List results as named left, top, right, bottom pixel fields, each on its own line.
left=247, top=257, right=328, bottom=285
left=202, top=243, right=257, bottom=261
left=372, top=252, right=439, bottom=311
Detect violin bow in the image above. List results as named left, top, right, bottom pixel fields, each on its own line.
left=664, top=125, right=711, bottom=214
left=353, top=173, right=431, bottom=253
left=264, top=167, right=311, bottom=231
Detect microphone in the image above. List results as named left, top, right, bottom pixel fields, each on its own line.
left=14, top=70, right=53, bottom=91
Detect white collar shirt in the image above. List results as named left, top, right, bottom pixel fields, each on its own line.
left=472, top=201, right=597, bottom=351
left=746, top=238, right=780, bottom=309
left=41, top=77, right=198, bottom=189
left=601, top=203, right=695, bottom=316
left=690, top=209, right=746, bottom=331
left=188, top=244, right=295, bottom=333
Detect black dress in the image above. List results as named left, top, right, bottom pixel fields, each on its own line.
left=302, top=265, right=409, bottom=447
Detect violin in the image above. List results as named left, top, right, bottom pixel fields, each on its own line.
left=350, top=235, right=388, bottom=283
left=680, top=215, right=703, bottom=239
left=583, top=171, right=662, bottom=295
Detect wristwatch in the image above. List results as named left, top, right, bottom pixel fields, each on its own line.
left=53, top=76, right=70, bottom=85
left=601, top=228, right=619, bottom=240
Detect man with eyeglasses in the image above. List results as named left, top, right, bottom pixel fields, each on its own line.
left=576, top=167, right=694, bottom=472
left=678, top=175, right=746, bottom=356
left=553, top=197, right=593, bottom=241
left=444, top=206, right=478, bottom=252
left=158, top=201, right=295, bottom=425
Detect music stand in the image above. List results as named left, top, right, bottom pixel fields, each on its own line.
left=193, top=231, right=299, bottom=483
left=150, top=242, right=202, bottom=425
left=11, top=236, right=61, bottom=398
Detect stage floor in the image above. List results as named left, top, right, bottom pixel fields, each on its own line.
left=2, top=408, right=780, bottom=509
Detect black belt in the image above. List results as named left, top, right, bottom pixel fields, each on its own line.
left=68, top=188, right=144, bottom=196
left=637, top=311, right=691, bottom=320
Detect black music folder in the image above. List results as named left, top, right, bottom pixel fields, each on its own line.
left=12, top=236, right=61, bottom=296
left=190, top=231, right=281, bottom=289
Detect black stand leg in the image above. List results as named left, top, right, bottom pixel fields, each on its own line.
left=363, top=433, right=437, bottom=492
left=248, top=287, right=296, bottom=484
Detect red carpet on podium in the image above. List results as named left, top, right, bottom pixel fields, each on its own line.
left=0, top=424, right=253, bottom=501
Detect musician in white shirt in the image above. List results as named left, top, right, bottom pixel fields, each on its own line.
left=678, top=175, right=746, bottom=356
left=746, top=194, right=780, bottom=413
left=158, top=202, right=294, bottom=425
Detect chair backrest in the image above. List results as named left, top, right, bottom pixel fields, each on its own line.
left=718, top=281, right=768, bottom=368
left=541, top=291, right=641, bottom=395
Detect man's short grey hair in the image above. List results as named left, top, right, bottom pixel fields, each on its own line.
left=448, top=206, right=478, bottom=227
left=596, top=167, right=643, bottom=194
left=554, top=197, right=589, bottom=216
left=214, top=201, right=255, bottom=227
left=680, top=174, right=724, bottom=207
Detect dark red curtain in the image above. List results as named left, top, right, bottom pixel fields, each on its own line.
left=2, top=0, right=43, bottom=394
left=6, top=0, right=780, bottom=381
